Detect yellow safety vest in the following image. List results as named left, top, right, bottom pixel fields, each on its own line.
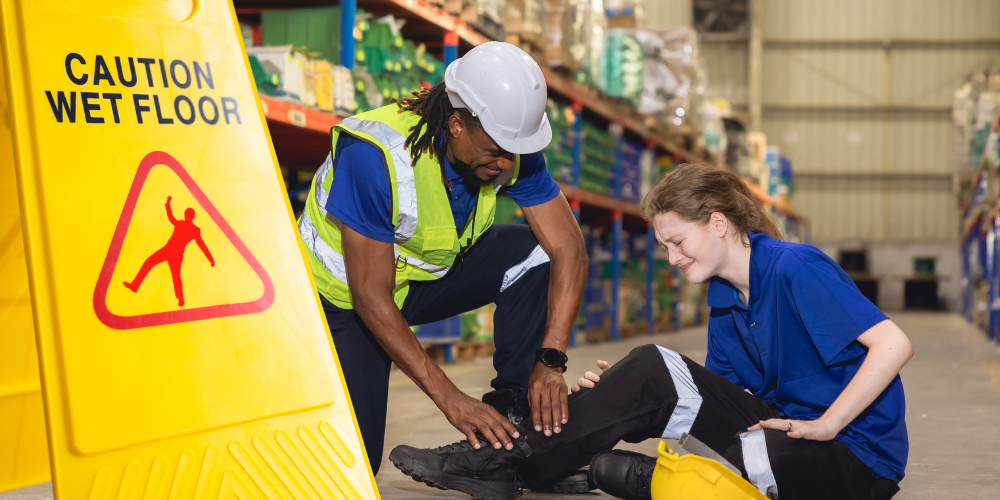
left=298, top=104, right=521, bottom=309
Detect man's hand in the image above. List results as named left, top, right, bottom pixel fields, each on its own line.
left=528, top=363, right=568, bottom=436
left=440, top=389, right=520, bottom=450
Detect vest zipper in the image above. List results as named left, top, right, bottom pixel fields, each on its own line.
left=458, top=193, right=480, bottom=269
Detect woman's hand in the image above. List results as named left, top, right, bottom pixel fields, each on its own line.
left=748, top=417, right=840, bottom=441
left=571, top=360, right=610, bottom=392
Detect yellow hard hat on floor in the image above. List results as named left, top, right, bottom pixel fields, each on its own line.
left=651, top=440, right=768, bottom=500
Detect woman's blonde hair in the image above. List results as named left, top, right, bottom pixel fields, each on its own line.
left=642, top=163, right=782, bottom=245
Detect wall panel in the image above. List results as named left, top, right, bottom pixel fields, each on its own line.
left=702, top=43, right=749, bottom=104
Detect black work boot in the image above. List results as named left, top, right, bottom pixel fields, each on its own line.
left=523, top=467, right=595, bottom=494
left=588, top=450, right=656, bottom=500
left=482, top=389, right=530, bottom=426
left=389, top=430, right=533, bottom=500
left=482, top=390, right=593, bottom=494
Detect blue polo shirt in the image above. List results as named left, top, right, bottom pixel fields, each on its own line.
left=705, top=232, right=907, bottom=481
left=326, top=134, right=560, bottom=243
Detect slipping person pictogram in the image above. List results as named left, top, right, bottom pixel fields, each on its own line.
left=124, top=196, right=215, bottom=307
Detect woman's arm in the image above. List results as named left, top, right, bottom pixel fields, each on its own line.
left=750, top=319, right=913, bottom=440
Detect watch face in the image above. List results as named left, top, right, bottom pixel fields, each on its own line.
left=542, top=349, right=563, bottom=367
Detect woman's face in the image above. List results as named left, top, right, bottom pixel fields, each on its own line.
left=652, top=212, right=729, bottom=284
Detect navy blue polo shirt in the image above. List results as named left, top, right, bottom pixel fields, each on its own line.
left=705, top=232, right=908, bottom=481
left=326, top=134, right=560, bottom=243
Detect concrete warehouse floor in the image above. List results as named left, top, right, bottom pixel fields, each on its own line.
left=4, top=312, right=999, bottom=500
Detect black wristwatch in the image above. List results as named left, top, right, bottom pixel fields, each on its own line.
left=535, top=348, right=568, bottom=372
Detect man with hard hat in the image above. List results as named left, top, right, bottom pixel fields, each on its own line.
left=297, top=42, right=587, bottom=478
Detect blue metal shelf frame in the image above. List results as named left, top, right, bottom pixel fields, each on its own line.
left=340, top=0, right=356, bottom=70
left=610, top=210, right=622, bottom=341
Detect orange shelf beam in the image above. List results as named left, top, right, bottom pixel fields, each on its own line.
left=556, top=182, right=643, bottom=217
left=386, top=0, right=491, bottom=46
left=259, top=96, right=346, bottom=134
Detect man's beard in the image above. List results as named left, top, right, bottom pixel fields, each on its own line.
left=450, top=157, right=498, bottom=188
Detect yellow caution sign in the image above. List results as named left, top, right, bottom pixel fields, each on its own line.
left=0, top=1, right=379, bottom=498
left=0, top=66, right=50, bottom=493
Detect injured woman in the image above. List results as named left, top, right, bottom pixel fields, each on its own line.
left=389, top=164, right=912, bottom=500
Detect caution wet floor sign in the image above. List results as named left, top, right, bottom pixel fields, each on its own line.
left=0, top=1, right=378, bottom=499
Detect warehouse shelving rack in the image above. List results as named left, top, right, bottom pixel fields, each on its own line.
left=958, top=103, right=1000, bottom=343
left=237, top=0, right=803, bottom=355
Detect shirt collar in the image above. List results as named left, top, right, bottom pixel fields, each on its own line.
left=442, top=152, right=463, bottom=184
left=748, top=231, right=780, bottom=306
left=706, top=231, right=774, bottom=309
left=707, top=277, right=743, bottom=309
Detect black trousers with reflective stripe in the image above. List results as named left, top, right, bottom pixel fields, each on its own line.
left=524, top=345, right=899, bottom=500
left=321, top=224, right=550, bottom=475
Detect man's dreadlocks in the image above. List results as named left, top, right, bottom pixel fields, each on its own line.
left=396, top=83, right=482, bottom=189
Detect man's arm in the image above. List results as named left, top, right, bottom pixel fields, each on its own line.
left=165, top=196, right=178, bottom=225
left=341, top=224, right=519, bottom=450
left=520, top=193, right=588, bottom=436
left=194, top=233, right=214, bottom=266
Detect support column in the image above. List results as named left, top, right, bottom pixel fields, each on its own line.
left=340, top=0, right=357, bottom=69
left=748, top=0, right=764, bottom=131
left=443, top=30, right=459, bottom=65
left=610, top=209, right=622, bottom=341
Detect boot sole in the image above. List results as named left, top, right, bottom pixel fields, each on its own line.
left=389, top=448, right=517, bottom=500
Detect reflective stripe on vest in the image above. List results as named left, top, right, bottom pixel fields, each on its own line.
left=298, top=211, right=349, bottom=283
left=298, top=212, right=451, bottom=285
left=338, top=116, right=418, bottom=244
left=313, top=154, right=333, bottom=217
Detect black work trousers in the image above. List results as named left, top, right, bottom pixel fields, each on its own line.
left=322, top=224, right=551, bottom=474
left=524, top=344, right=900, bottom=500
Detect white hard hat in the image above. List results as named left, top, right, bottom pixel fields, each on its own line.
left=444, top=42, right=552, bottom=154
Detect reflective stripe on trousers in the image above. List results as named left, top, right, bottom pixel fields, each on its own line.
left=656, top=346, right=704, bottom=439
left=740, top=429, right=779, bottom=499
left=500, top=244, right=550, bottom=292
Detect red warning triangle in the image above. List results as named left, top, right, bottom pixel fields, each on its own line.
left=93, top=151, right=274, bottom=330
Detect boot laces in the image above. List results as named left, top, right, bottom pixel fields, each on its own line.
left=432, top=440, right=475, bottom=453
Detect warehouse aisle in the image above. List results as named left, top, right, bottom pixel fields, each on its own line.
left=3, top=313, right=997, bottom=500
